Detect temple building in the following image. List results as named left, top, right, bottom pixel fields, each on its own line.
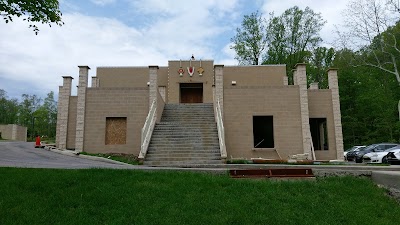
left=55, top=59, right=343, bottom=166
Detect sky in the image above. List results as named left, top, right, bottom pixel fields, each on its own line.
left=0, top=0, right=349, bottom=100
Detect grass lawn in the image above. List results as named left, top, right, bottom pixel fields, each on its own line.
left=0, top=168, right=399, bottom=225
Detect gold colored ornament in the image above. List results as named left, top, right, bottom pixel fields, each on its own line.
left=197, top=67, right=204, bottom=76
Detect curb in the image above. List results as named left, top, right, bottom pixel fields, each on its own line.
left=43, top=146, right=133, bottom=166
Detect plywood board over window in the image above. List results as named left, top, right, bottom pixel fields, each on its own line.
left=105, top=117, right=127, bottom=145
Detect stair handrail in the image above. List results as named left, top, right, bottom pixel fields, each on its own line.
left=139, top=99, right=157, bottom=159
left=216, top=99, right=227, bottom=159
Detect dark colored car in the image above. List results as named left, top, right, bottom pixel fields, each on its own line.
left=351, top=143, right=399, bottom=163
left=387, top=150, right=400, bottom=165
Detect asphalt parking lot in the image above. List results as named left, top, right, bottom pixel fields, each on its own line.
left=0, top=141, right=135, bottom=169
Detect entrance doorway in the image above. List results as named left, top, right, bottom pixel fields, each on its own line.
left=180, top=83, right=203, bottom=103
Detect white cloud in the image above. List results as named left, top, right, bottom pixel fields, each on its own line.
left=90, top=0, right=116, bottom=6
left=0, top=0, right=241, bottom=98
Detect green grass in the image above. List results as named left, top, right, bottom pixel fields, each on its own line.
left=0, top=168, right=399, bottom=225
left=80, top=152, right=139, bottom=165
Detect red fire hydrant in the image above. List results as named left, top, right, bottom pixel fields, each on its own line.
left=35, top=135, right=41, bottom=148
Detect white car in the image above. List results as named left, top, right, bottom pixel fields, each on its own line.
left=363, top=146, right=400, bottom=164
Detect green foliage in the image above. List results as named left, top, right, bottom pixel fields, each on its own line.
left=334, top=49, right=400, bottom=148
left=0, top=168, right=399, bottom=225
left=263, top=6, right=326, bottom=82
left=0, top=89, right=57, bottom=139
left=230, top=11, right=267, bottom=65
left=307, top=47, right=335, bottom=88
left=0, top=0, right=64, bottom=34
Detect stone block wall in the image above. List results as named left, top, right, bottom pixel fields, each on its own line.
left=0, top=124, right=27, bottom=141
left=224, top=86, right=303, bottom=159
left=83, top=87, right=149, bottom=154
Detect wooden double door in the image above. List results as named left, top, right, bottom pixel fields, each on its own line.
left=180, top=83, right=203, bottom=103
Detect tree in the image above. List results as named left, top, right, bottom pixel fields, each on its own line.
left=333, top=49, right=400, bottom=147
left=263, top=6, right=326, bottom=82
left=0, top=0, right=63, bottom=34
left=0, top=89, right=18, bottom=124
left=307, top=47, right=335, bottom=88
left=18, top=94, right=42, bottom=138
left=230, top=11, right=267, bottom=65
left=339, top=0, right=400, bottom=118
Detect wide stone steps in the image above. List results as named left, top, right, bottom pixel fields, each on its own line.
left=144, top=160, right=223, bottom=167
left=144, top=103, right=222, bottom=167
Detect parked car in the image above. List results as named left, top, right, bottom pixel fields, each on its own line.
left=344, top=146, right=366, bottom=160
left=363, top=145, right=400, bottom=164
left=387, top=150, right=400, bottom=165
left=351, top=143, right=398, bottom=163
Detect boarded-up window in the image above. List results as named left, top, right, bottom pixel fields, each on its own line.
left=105, top=117, right=127, bottom=145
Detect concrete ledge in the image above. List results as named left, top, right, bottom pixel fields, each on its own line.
left=43, top=146, right=132, bottom=166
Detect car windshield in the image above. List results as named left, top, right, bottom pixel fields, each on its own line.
left=360, top=144, right=378, bottom=152
left=384, top=145, right=400, bottom=152
left=345, top=147, right=358, bottom=152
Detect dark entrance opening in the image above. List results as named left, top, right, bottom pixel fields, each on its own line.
left=253, top=116, right=274, bottom=148
left=180, top=83, right=203, bottom=103
left=309, top=118, right=328, bottom=150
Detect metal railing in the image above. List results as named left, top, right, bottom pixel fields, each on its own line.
left=139, top=99, right=156, bottom=159
left=216, top=99, right=227, bottom=159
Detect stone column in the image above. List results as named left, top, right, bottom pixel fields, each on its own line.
left=283, top=76, right=288, bottom=85
left=91, top=77, right=98, bottom=87
left=309, top=82, right=319, bottom=90
left=149, top=66, right=159, bottom=109
left=11, top=124, right=17, bottom=140
left=328, top=68, right=344, bottom=160
left=214, top=65, right=224, bottom=115
left=295, top=63, right=312, bottom=158
left=56, top=76, right=73, bottom=149
left=293, top=69, right=298, bottom=85
left=75, top=66, right=90, bottom=152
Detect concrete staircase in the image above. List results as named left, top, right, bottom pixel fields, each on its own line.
left=144, top=103, right=223, bottom=167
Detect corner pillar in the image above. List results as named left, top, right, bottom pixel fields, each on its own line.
left=149, top=66, right=159, bottom=109
left=328, top=68, right=344, bottom=160
left=56, top=76, right=73, bottom=149
left=91, top=77, right=98, bottom=87
left=295, top=63, right=312, bottom=158
left=75, top=66, right=90, bottom=152
left=214, top=65, right=224, bottom=115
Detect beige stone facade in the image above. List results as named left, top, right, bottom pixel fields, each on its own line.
left=0, top=124, right=27, bottom=141
left=56, top=60, right=343, bottom=160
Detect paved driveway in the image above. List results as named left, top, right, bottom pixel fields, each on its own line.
left=0, top=141, right=135, bottom=169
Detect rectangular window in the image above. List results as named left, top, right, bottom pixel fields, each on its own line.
left=253, top=116, right=274, bottom=148
left=105, top=117, right=127, bottom=145
left=309, top=118, right=328, bottom=150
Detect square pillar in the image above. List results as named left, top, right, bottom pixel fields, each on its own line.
left=149, top=65, right=159, bottom=109
left=295, top=63, right=312, bottom=158
left=91, top=76, right=98, bottom=87
left=56, top=76, right=73, bottom=149
left=309, top=82, right=319, bottom=90
left=75, top=66, right=90, bottom=152
left=283, top=76, right=289, bottom=85
left=214, top=64, right=224, bottom=115
left=328, top=68, right=344, bottom=160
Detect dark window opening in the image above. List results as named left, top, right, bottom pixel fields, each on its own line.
left=310, top=118, right=328, bottom=150
left=253, top=116, right=274, bottom=148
